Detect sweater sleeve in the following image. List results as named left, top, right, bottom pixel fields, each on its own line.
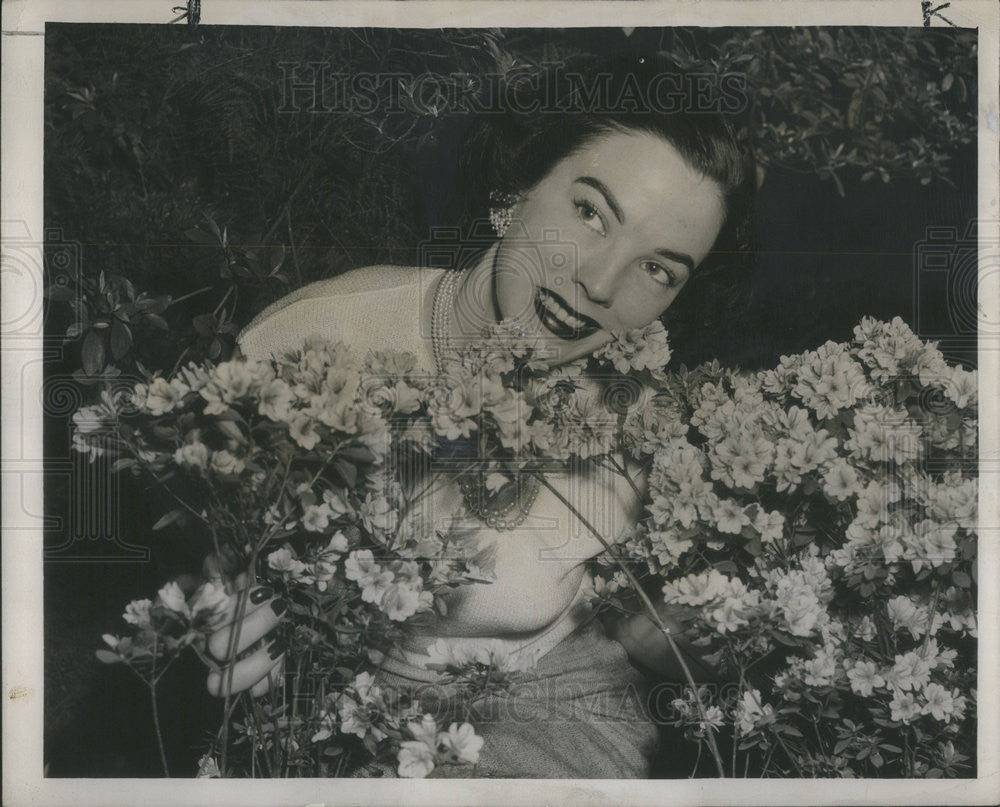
left=237, top=265, right=428, bottom=363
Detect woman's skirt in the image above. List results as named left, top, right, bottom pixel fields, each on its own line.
left=353, top=618, right=659, bottom=779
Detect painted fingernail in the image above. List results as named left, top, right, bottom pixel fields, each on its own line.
left=268, top=639, right=286, bottom=660
left=270, top=598, right=288, bottom=617
left=250, top=587, right=273, bottom=604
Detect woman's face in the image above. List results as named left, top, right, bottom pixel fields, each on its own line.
left=492, top=128, right=726, bottom=365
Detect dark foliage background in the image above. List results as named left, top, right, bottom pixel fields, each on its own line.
left=42, top=23, right=977, bottom=777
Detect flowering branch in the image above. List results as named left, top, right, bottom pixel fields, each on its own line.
left=530, top=471, right=727, bottom=778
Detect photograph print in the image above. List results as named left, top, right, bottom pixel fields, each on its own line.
left=3, top=1, right=995, bottom=801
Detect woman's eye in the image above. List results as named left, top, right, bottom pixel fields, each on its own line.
left=641, top=261, right=677, bottom=287
left=574, top=200, right=606, bottom=236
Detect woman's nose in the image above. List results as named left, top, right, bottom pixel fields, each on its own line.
left=575, top=260, right=619, bottom=307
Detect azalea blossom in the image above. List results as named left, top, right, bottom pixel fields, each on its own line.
left=338, top=693, right=387, bottom=742
left=753, top=509, right=785, bottom=543
left=846, top=660, right=885, bottom=697
left=209, top=449, right=245, bottom=476
left=695, top=705, right=726, bottom=738
left=122, top=598, right=153, bottom=629
left=337, top=672, right=389, bottom=742
left=344, top=550, right=395, bottom=604
left=144, top=376, right=190, bottom=416
left=889, top=691, right=922, bottom=724
left=200, top=360, right=257, bottom=414
left=662, top=570, right=729, bottom=607
left=258, top=378, right=294, bottom=421
left=173, top=440, right=209, bottom=471
left=268, top=547, right=309, bottom=580
left=822, top=459, right=861, bottom=501
left=439, top=722, right=484, bottom=765
left=942, top=366, right=977, bottom=410
left=157, top=581, right=191, bottom=617
left=380, top=581, right=431, bottom=621
left=921, top=683, right=960, bottom=723
left=735, top=688, right=775, bottom=735
left=397, top=740, right=436, bottom=778
left=289, top=414, right=321, bottom=450
left=594, top=321, right=672, bottom=377
left=712, top=498, right=750, bottom=534
left=800, top=646, right=838, bottom=686
left=301, top=503, right=331, bottom=533
left=886, top=596, right=928, bottom=639
left=887, top=651, right=932, bottom=693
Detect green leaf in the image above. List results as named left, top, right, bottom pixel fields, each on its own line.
left=769, top=629, right=801, bottom=647
left=216, top=419, right=246, bottom=444
left=951, top=570, right=972, bottom=588
left=185, top=227, right=218, bottom=245
left=152, top=508, right=184, bottom=531
left=339, top=446, right=377, bottom=464
left=82, top=329, right=105, bottom=375
left=265, top=244, right=285, bottom=275
left=95, top=649, right=122, bottom=664
left=110, top=318, right=132, bottom=360
left=192, top=313, right=217, bottom=337
left=332, top=458, right=358, bottom=488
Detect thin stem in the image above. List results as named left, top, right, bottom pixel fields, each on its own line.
left=285, top=207, right=303, bottom=286
left=168, top=285, right=214, bottom=306
left=733, top=663, right=746, bottom=777
left=691, top=739, right=703, bottom=777
left=774, top=732, right=805, bottom=777
left=761, top=741, right=777, bottom=777
left=168, top=345, right=191, bottom=379
left=262, top=171, right=312, bottom=246
left=213, top=285, right=235, bottom=318
left=149, top=681, right=170, bottom=776
left=531, top=472, right=727, bottom=778
left=614, top=451, right=644, bottom=502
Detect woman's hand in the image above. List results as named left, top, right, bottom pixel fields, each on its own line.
left=202, top=576, right=287, bottom=698
left=603, top=599, right=722, bottom=682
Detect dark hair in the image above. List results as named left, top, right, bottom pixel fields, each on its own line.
left=452, top=52, right=758, bottom=364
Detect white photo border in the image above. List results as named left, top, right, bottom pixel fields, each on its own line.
left=3, top=1, right=998, bottom=805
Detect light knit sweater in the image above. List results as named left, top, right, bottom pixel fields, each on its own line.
left=239, top=265, right=642, bottom=667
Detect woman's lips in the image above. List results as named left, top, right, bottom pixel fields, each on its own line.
left=533, top=287, right=602, bottom=341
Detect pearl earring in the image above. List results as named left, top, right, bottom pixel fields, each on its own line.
left=488, top=191, right=517, bottom=238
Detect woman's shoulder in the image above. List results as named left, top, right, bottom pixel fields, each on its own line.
left=246, top=264, right=424, bottom=325
left=238, top=264, right=429, bottom=361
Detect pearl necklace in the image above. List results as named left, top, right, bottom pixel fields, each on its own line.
left=431, top=269, right=461, bottom=374
left=429, top=269, right=540, bottom=531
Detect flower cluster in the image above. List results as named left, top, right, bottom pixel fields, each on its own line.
left=82, top=337, right=500, bottom=777
left=620, top=317, right=977, bottom=777
left=82, top=316, right=977, bottom=779
left=396, top=714, right=484, bottom=778
left=83, top=322, right=659, bottom=778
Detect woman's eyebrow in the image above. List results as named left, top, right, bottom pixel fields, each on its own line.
left=575, top=176, right=625, bottom=225
left=654, top=248, right=695, bottom=273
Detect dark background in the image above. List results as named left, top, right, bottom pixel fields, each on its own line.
left=41, top=24, right=978, bottom=777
